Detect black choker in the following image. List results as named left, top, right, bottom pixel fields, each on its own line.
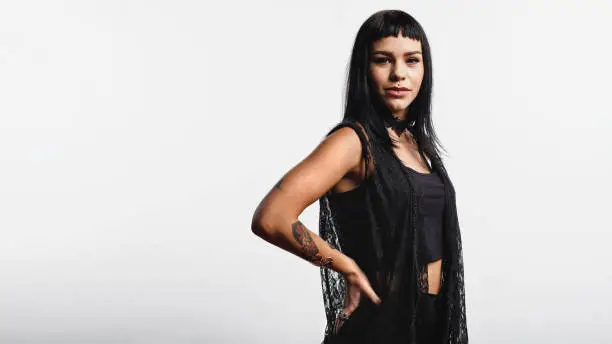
left=384, top=116, right=414, bottom=134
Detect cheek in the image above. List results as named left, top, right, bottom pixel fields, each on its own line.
left=409, top=71, right=424, bottom=90
left=415, top=69, right=425, bottom=85
left=370, top=69, right=386, bottom=89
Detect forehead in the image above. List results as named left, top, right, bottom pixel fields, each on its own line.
left=371, top=34, right=422, bottom=53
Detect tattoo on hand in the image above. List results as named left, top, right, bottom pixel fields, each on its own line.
left=291, top=220, right=333, bottom=268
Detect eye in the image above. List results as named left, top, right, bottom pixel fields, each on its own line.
left=407, top=58, right=420, bottom=64
left=373, top=57, right=390, bottom=64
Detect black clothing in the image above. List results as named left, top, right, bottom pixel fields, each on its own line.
left=318, top=119, right=468, bottom=344
left=383, top=115, right=415, bottom=133
left=416, top=292, right=446, bottom=344
left=402, top=165, right=446, bottom=264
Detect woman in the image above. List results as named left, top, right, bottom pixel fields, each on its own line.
left=251, top=10, right=468, bottom=344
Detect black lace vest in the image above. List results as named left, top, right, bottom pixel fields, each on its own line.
left=318, top=119, right=468, bottom=344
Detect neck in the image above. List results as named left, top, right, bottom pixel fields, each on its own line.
left=391, top=111, right=407, bottom=121
left=384, top=115, right=412, bottom=132
left=382, top=113, right=417, bottom=143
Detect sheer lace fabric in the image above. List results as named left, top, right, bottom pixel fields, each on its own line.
left=318, top=120, right=468, bottom=344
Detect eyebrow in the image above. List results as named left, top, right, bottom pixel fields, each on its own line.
left=372, top=50, right=422, bottom=56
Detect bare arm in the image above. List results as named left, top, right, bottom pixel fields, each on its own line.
left=251, top=124, right=381, bottom=308
left=251, top=126, right=364, bottom=273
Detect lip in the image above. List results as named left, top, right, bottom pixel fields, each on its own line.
left=385, top=88, right=410, bottom=97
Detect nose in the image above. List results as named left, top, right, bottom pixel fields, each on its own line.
left=390, top=62, right=408, bottom=81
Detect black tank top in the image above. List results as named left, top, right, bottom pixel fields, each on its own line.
left=326, top=164, right=445, bottom=267
left=401, top=165, right=445, bottom=264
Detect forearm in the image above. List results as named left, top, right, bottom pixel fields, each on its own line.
left=253, top=216, right=357, bottom=275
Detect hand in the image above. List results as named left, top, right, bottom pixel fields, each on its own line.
left=334, top=263, right=381, bottom=333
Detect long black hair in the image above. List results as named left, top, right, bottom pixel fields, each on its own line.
left=342, top=9, right=446, bottom=165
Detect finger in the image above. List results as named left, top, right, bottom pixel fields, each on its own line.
left=344, top=302, right=358, bottom=314
left=343, top=292, right=360, bottom=313
left=360, top=281, right=382, bottom=305
left=342, top=307, right=354, bottom=317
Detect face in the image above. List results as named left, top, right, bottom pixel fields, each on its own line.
left=369, top=34, right=424, bottom=119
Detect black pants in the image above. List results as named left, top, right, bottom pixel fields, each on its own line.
left=415, top=292, right=445, bottom=344
left=324, top=293, right=446, bottom=344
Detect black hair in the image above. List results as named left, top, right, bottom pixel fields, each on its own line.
left=342, top=9, right=446, bottom=164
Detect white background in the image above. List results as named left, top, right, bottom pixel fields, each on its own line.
left=1, top=1, right=611, bottom=343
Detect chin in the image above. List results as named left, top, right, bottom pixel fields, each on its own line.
left=385, top=100, right=410, bottom=112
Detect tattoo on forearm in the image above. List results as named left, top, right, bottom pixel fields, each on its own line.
left=291, top=220, right=333, bottom=268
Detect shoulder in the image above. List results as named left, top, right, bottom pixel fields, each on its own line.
left=326, top=120, right=372, bottom=150
left=324, top=120, right=373, bottom=181
left=321, top=124, right=363, bottom=167
left=327, top=119, right=367, bottom=137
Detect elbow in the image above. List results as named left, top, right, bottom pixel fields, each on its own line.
left=250, top=219, right=267, bottom=238
left=251, top=199, right=295, bottom=239
left=251, top=210, right=276, bottom=239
